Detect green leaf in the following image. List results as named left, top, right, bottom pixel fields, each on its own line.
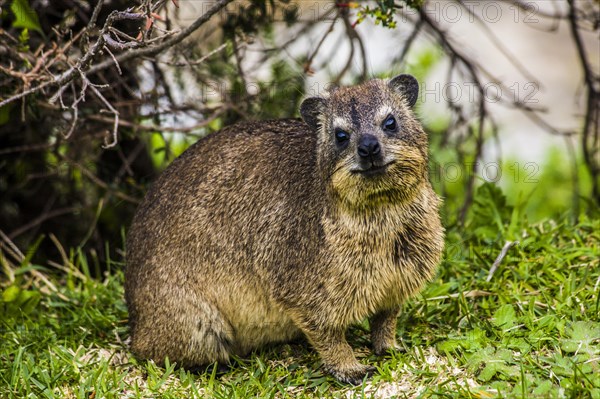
left=468, top=347, right=518, bottom=382
left=10, top=0, right=42, bottom=33
left=440, top=328, right=489, bottom=352
left=532, top=380, right=553, bottom=396
left=18, top=290, right=41, bottom=314
left=18, top=27, right=30, bottom=45
left=2, top=285, right=21, bottom=302
left=561, top=321, right=600, bottom=356
left=492, top=304, right=517, bottom=330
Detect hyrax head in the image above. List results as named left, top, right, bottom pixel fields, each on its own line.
left=300, top=74, right=429, bottom=208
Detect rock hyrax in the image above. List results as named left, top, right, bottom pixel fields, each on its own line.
left=125, top=74, right=444, bottom=384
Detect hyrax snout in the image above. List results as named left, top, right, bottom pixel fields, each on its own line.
left=125, top=74, right=444, bottom=384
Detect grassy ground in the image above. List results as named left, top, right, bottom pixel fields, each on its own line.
left=1, top=184, right=599, bottom=398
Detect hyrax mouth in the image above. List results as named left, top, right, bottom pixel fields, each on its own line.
left=350, top=161, right=395, bottom=178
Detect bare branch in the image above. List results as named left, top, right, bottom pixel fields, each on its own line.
left=84, top=77, right=120, bottom=148
left=0, top=0, right=234, bottom=109
left=87, top=106, right=226, bottom=134
left=61, top=155, right=140, bottom=204
left=304, top=15, right=339, bottom=74
left=9, top=207, right=78, bottom=239
left=88, top=0, right=234, bottom=75
left=161, top=42, right=229, bottom=67
left=567, top=0, right=600, bottom=205
left=394, top=18, right=423, bottom=65
left=87, top=0, right=105, bottom=30
left=103, top=45, right=122, bottom=75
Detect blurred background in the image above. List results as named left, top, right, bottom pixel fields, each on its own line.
left=0, top=0, right=598, bottom=269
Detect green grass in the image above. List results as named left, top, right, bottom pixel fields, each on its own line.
left=1, top=185, right=599, bottom=398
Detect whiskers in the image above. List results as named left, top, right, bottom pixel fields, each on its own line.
left=328, top=156, right=355, bottom=181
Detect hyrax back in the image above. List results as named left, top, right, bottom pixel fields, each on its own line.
left=125, top=74, right=444, bottom=384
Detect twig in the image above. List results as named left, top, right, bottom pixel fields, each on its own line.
left=49, top=233, right=87, bottom=282
left=427, top=290, right=493, bottom=301
left=0, top=9, right=144, bottom=109
left=457, top=0, right=541, bottom=86
left=62, top=155, right=140, bottom=204
left=394, top=18, right=423, bottom=65
left=9, top=207, right=77, bottom=239
left=161, top=42, right=229, bottom=67
left=80, top=71, right=120, bottom=148
left=334, top=22, right=355, bottom=84
left=336, top=4, right=368, bottom=82
left=103, top=45, right=122, bottom=75
left=0, top=229, right=59, bottom=292
left=503, top=0, right=567, bottom=20
left=64, top=80, right=88, bottom=139
left=419, top=7, right=489, bottom=224
left=87, top=0, right=105, bottom=30
left=567, top=0, right=600, bottom=206
left=304, top=14, right=339, bottom=73
left=0, top=229, right=25, bottom=262
left=232, top=34, right=251, bottom=112
left=486, top=241, right=520, bottom=282
left=0, top=0, right=235, bottom=150
left=87, top=107, right=226, bottom=133
left=87, top=0, right=234, bottom=75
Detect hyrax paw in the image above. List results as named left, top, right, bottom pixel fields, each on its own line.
left=373, top=342, right=404, bottom=356
left=324, top=363, right=377, bottom=385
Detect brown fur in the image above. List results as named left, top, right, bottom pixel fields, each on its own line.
left=125, top=75, right=444, bottom=384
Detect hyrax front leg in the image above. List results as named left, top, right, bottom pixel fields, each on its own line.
left=298, top=322, right=376, bottom=385
left=370, top=308, right=402, bottom=356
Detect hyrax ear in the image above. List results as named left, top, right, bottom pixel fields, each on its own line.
left=300, top=97, right=328, bottom=130
left=389, top=74, right=419, bottom=107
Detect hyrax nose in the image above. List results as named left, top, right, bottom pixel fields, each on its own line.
left=357, top=134, right=381, bottom=159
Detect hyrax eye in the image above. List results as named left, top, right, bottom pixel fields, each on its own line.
left=335, top=129, right=350, bottom=144
left=383, top=115, right=397, bottom=132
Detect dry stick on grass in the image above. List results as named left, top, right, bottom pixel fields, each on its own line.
left=486, top=240, right=520, bottom=282
left=426, top=290, right=494, bottom=301
left=0, top=228, right=59, bottom=292
left=0, top=229, right=25, bottom=266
